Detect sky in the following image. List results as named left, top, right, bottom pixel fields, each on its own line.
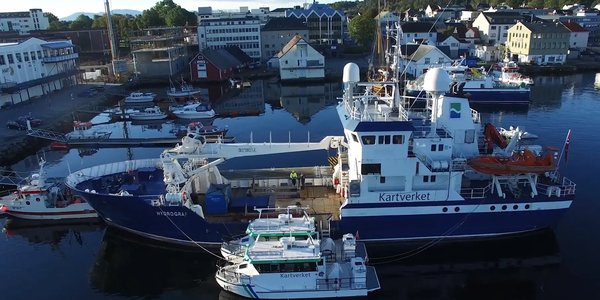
left=3, top=0, right=338, bottom=18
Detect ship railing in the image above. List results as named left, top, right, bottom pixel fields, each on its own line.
left=216, top=264, right=250, bottom=284
left=66, top=158, right=162, bottom=186
left=460, top=183, right=492, bottom=199
left=536, top=181, right=576, bottom=197
left=316, top=277, right=365, bottom=290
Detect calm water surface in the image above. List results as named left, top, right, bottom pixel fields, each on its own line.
left=1, top=75, right=599, bottom=299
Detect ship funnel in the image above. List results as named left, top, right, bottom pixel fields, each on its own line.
left=343, top=63, right=360, bottom=84
left=423, top=68, right=451, bottom=93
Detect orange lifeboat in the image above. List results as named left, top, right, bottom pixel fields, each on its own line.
left=469, top=149, right=556, bottom=175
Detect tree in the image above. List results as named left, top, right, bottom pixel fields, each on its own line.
left=70, top=14, right=93, bottom=30
left=137, top=0, right=197, bottom=27
left=348, top=14, right=376, bottom=46
left=44, top=12, right=59, bottom=23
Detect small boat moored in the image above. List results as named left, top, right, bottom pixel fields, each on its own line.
left=128, top=106, right=168, bottom=121
left=0, top=159, right=97, bottom=221
left=124, top=92, right=157, bottom=103
left=216, top=233, right=380, bottom=299
left=171, top=102, right=216, bottom=119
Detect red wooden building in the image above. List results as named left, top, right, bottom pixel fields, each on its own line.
left=189, top=48, right=240, bottom=82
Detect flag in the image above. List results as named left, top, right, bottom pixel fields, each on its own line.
left=355, top=230, right=360, bottom=240
left=564, top=130, right=572, bottom=162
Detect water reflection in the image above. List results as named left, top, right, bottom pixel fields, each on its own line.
left=267, top=82, right=342, bottom=123
left=90, top=227, right=219, bottom=298
left=213, top=81, right=265, bottom=117
left=370, top=229, right=560, bottom=299
left=3, top=220, right=103, bottom=246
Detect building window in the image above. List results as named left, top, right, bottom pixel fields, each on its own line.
left=30, top=51, right=36, bottom=60
left=24, top=52, right=29, bottom=61
left=15, top=53, right=22, bottom=63
left=7, top=54, right=13, bottom=64
left=0, top=55, right=4, bottom=65
left=392, top=135, right=404, bottom=144
left=424, top=58, right=430, bottom=64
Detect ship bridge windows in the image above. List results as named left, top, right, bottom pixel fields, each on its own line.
left=361, top=163, right=381, bottom=175
left=255, top=262, right=317, bottom=273
left=423, top=175, right=436, bottom=183
left=361, top=135, right=376, bottom=145
left=361, top=134, right=406, bottom=145
left=430, top=144, right=444, bottom=151
left=351, top=133, right=359, bottom=142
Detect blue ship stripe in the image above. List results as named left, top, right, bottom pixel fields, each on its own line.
left=247, top=284, right=259, bottom=299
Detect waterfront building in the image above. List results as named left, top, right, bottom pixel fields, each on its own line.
left=260, top=17, right=308, bottom=63
left=189, top=48, right=239, bottom=82
left=285, top=3, right=344, bottom=45
left=473, top=11, right=523, bottom=44
left=0, top=9, right=49, bottom=35
left=507, top=21, right=569, bottom=65
left=537, top=14, right=600, bottom=46
left=197, top=16, right=261, bottom=60
left=269, top=35, right=324, bottom=80
left=0, top=37, right=79, bottom=107
left=131, top=27, right=191, bottom=79
left=561, top=21, right=590, bottom=51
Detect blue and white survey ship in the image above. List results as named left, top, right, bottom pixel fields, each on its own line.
left=65, top=64, right=575, bottom=247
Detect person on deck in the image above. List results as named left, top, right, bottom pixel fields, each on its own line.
left=290, top=170, right=298, bottom=189
left=300, top=173, right=306, bottom=189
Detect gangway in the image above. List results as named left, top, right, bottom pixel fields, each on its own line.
left=27, top=128, right=68, bottom=143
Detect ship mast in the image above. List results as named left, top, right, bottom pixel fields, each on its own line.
left=104, top=0, right=119, bottom=74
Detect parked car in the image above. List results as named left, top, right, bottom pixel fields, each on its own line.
left=6, top=121, right=26, bottom=130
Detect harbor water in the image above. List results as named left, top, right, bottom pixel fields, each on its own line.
left=1, top=74, right=599, bottom=299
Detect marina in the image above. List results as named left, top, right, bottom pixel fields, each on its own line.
left=0, top=74, right=597, bottom=299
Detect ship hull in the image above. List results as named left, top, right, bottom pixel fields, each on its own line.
left=75, top=188, right=572, bottom=246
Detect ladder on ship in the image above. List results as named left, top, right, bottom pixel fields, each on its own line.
left=320, top=216, right=332, bottom=239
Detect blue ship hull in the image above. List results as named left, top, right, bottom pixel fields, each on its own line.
left=407, top=89, right=530, bottom=105
left=75, top=188, right=572, bottom=246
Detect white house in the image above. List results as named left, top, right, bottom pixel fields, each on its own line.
left=0, top=37, right=79, bottom=106
left=438, top=35, right=461, bottom=58
left=400, top=45, right=452, bottom=77
left=472, top=11, right=522, bottom=44
left=197, top=16, right=262, bottom=60
left=398, top=22, right=437, bottom=45
left=561, top=21, right=589, bottom=50
left=273, top=35, right=324, bottom=81
left=473, top=44, right=504, bottom=62
left=0, top=9, right=49, bottom=35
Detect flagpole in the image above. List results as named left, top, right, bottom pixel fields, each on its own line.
left=556, top=129, right=571, bottom=168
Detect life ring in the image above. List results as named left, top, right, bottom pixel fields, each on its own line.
left=182, top=192, right=188, bottom=204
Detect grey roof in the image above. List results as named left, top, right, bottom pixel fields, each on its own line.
left=0, top=12, right=30, bottom=18
left=482, top=11, right=523, bottom=24
left=262, top=17, right=307, bottom=31
left=520, top=21, right=571, bottom=33
left=200, top=48, right=240, bottom=69
left=41, top=41, right=74, bottom=49
left=224, top=46, right=252, bottom=64
left=400, top=22, right=435, bottom=33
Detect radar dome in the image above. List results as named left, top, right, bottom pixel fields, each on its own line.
left=343, top=63, right=360, bottom=84
left=423, top=68, right=451, bottom=92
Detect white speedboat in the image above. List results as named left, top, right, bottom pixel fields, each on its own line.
left=216, top=233, right=380, bottom=299
left=124, top=92, right=157, bottom=103
left=221, top=206, right=316, bottom=263
left=499, top=126, right=538, bottom=140
left=129, top=106, right=168, bottom=121
left=171, top=103, right=216, bottom=119
left=0, top=160, right=97, bottom=220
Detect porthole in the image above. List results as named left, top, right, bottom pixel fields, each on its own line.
left=513, top=205, right=518, bottom=210
left=36, top=198, right=40, bottom=202
left=525, top=204, right=530, bottom=209
left=501, top=205, right=507, bottom=211
left=26, top=201, right=31, bottom=205
left=442, top=207, right=448, bottom=212
left=490, top=206, right=496, bottom=211
left=454, top=207, right=460, bottom=212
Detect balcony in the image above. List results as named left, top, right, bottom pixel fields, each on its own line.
left=42, top=53, right=79, bottom=63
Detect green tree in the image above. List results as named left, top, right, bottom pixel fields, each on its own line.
left=49, top=20, right=70, bottom=30
left=70, top=14, right=94, bottom=30
left=348, top=14, right=376, bottom=46
left=44, top=12, right=59, bottom=23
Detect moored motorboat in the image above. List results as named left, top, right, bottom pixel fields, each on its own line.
left=171, top=102, right=216, bottom=119
left=124, top=92, right=157, bottom=103
left=167, top=79, right=203, bottom=98
left=171, top=121, right=228, bottom=137
left=128, top=106, right=168, bottom=121
left=216, top=233, right=380, bottom=299
left=0, top=160, right=97, bottom=221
